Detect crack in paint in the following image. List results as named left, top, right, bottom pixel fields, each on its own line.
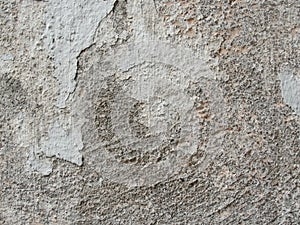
left=279, top=68, right=300, bottom=116
left=66, top=0, right=121, bottom=102
left=43, top=0, right=117, bottom=108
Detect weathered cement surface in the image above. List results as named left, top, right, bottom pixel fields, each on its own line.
left=1, top=0, right=300, bottom=224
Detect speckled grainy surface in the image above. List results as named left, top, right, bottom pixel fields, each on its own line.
left=0, top=0, right=299, bottom=224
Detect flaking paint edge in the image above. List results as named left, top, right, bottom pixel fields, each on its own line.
left=279, top=69, right=300, bottom=116
left=43, top=0, right=116, bottom=108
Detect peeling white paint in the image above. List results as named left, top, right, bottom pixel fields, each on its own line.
left=43, top=0, right=116, bottom=108
left=29, top=155, right=53, bottom=176
left=37, top=121, right=84, bottom=166
left=279, top=69, right=300, bottom=115
left=0, top=53, right=14, bottom=61
left=28, top=119, right=84, bottom=175
left=0, top=54, right=14, bottom=73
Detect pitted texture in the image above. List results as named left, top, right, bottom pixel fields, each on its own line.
left=0, top=0, right=299, bottom=224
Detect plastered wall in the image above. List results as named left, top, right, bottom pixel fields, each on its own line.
left=0, top=0, right=299, bottom=224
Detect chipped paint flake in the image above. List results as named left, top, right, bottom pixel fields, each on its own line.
left=29, top=155, right=53, bottom=176
left=43, top=0, right=116, bottom=108
left=279, top=69, right=300, bottom=115
left=37, top=121, right=84, bottom=166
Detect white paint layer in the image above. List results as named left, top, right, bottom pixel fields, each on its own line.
left=0, top=53, right=14, bottom=73
left=43, top=0, right=116, bottom=108
left=279, top=69, right=300, bottom=115
left=29, top=156, right=53, bottom=176
left=37, top=121, right=84, bottom=166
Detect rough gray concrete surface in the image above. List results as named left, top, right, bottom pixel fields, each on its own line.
left=0, top=0, right=299, bottom=224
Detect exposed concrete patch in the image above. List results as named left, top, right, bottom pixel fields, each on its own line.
left=0, top=75, right=28, bottom=153
left=0, top=74, right=27, bottom=115
left=43, top=0, right=116, bottom=108
left=279, top=68, right=300, bottom=115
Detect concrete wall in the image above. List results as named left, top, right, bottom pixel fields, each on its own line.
left=0, top=0, right=299, bottom=224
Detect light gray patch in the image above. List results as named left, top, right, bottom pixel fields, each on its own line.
left=28, top=155, right=53, bottom=176
left=37, top=121, right=84, bottom=166
left=42, top=0, right=116, bottom=108
left=0, top=53, right=14, bottom=61
left=279, top=69, right=300, bottom=115
left=29, top=120, right=85, bottom=175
